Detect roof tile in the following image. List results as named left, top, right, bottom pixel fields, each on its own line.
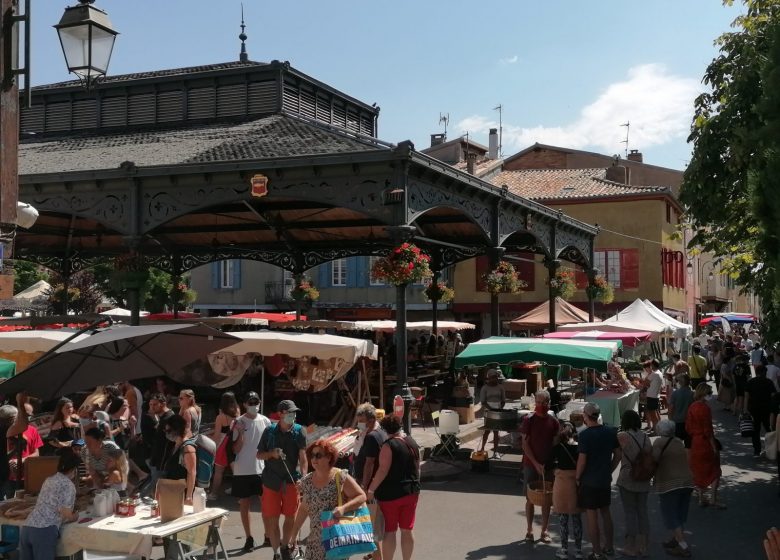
left=490, top=168, right=668, bottom=201
left=20, top=114, right=384, bottom=175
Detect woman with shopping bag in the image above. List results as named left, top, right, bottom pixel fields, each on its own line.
left=292, top=439, right=371, bottom=559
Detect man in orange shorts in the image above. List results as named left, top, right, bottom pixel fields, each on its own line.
left=257, top=400, right=307, bottom=560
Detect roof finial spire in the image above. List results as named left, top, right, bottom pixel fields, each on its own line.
left=239, top=3, right=248, bottom=63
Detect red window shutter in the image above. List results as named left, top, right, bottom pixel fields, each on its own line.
left=621, top=249, right=639, bottom=289
left=575, top=268, right=588, bottom=289
left=475, top=255, right=489, bottom=292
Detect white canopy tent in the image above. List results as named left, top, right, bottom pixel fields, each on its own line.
left=349, top=320, right=475, bottom=334
left=558, top=299, right=689, bottom=339
left=642, top=300, right=693, bottom=336
left=100, top=308, right=150, bottom=318
left=13, top=280, right=51, bottom=301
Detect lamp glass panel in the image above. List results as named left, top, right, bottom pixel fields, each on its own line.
left=58, top=24, right=116, bottom=79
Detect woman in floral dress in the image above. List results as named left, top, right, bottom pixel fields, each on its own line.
left=293, top=439, right=367, bottom=560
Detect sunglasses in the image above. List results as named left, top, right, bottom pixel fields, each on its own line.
left=310, top=452, right=329, bottom=460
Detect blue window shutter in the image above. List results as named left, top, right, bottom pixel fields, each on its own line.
left=357, top=256, right=368, bottom=287
left=234, top=260, right=242, bottom=290
left=211, top=262, right=219, bottom=289
left=347, top=257, right=358, bottom=287
left=318, top=264, right=328, bottom=288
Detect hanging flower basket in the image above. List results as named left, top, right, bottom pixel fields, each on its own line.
left=548, top=270, right=577, bottom=300
left=482, top=260, right=526, bottom=295
left=586, top=275, right=615, bottom=304
left=371, top=243, right=432, bottom=286
left=423, top=281, right=455, bottom=303
left=290, top=279, right=320, bottom=302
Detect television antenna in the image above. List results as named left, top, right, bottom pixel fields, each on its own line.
left=493, top=104, right=504, bottom=157
left=439, top=112, right=449, bottom=137
left=620, top=121, right=630, bottom=158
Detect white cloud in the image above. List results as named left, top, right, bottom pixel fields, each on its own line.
left=499, top=55, right=519, bottom=64
left=456, top=64, right=700, bottom=155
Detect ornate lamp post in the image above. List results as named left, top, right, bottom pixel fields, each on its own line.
left=55, top=0, right=118, bottom=89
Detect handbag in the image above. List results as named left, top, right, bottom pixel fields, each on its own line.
left=320, top=471, right=377, bottom=560
left=766, top=431, right=778, bottom=461
left=739, top=413, right=754, bottom=438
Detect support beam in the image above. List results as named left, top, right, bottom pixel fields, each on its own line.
left=487, top=246, right=505, bottom=337
left=546, top=259, right=561, bottom=332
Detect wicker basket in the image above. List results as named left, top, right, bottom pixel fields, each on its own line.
left=527, top=473, right=554, bottom=507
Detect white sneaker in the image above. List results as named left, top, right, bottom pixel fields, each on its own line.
left=556, top=549, right=569, bottom=559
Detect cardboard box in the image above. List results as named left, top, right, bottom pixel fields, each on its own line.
left=449, top=404, right=475, bottom=424
left=503, top=379, right=527, bottom=399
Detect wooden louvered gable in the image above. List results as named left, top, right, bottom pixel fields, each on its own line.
left=21, top=61, right=379, bottom=138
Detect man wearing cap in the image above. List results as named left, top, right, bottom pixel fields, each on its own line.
left=257, top=400, right=308, bottom=560
left=232, top=391, right=272, bottom=553
left=576, top=402, right=621, bottom=558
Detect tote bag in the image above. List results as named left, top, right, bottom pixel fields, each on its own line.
left=320, top=471, right=377, bottom=560
left=766, top=431, right=778, bottom=461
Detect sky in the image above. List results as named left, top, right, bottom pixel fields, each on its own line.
left=31, top=1, right=743, bottom=171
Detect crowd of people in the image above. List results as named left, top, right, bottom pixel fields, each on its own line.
left=517, top=325, right=780, bottom=560
left=0, top=377, right=419, bottom=560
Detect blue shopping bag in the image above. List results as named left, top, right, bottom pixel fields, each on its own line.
left=320, top=472, right=377, bottom=560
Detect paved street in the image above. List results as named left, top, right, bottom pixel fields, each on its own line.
left=203, top=392, right=778, bottom=559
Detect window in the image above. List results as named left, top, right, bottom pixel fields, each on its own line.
left=368, top=256, right=385, bottom=286
left=332, top=259, right=347, bottom=286
left=586, top=249, right=639, bottom=290
left=220, top=260, right=235, bottom=289
left=595, top=250, right=621, bottom=288
left=661, top=248, right=685, bottom=289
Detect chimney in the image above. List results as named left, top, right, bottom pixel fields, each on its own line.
left=430, top=133, right=446, bottom=147
left=466, top=153, right=477, bottom=175
left=488, top=128, right=499, bottom=159
left=605, top=164, right=627, bottom=184
left=627, top=149, right=643, bottom=163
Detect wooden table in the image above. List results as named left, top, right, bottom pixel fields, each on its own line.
left=2, top=505, right=228, bottom=559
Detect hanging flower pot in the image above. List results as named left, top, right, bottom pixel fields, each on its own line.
left=290, top=279, right=320, bottom=302
left=482, top=260, right=526, bottom=295
left=586, top=274, right=615, bottom=304
left=370, top=243, right=432, bottom=286
left=547, top=269, right=577, bottom=300
left=423, top=281, right=455, bottom=303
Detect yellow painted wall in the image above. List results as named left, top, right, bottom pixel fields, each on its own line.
left=453, top=198, right=687, bottom=310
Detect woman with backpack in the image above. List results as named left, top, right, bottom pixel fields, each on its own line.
left=653, top=419, right=694, bottom=558
left=550, top=421, right=583, bottom=560
left=209, top=392, right=240, bottom=500
left=161, top=414, right=196, bottom=505
left=616, top=410, right=652, bottom=557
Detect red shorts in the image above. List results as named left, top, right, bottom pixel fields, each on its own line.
left=379, top=493, right=419, bottom=532
left=214, top=438, right=229, bottom=468
left=261, top=483, right=299, bottom=517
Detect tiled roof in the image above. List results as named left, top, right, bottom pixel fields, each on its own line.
left=33, top=61, right=269, bottom=91
left=19, top=114, right=384, bottom=175
left=490, top=168, right=669, bottom=201
left=452, top=156, right=503, bottom=177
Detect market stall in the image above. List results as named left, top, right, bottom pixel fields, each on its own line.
left=454, top=337, right=620, bottom=371
left=0, top=499, right=228, bottom=559
left=509, top=297, right=593, bottom=331
left=587, top=389, right=640, bottom=426
left=541, top=330, right=653, bottom=347
left=557, top=299, right=691, bottom=339
left=0, top=330, right=88, bottom=372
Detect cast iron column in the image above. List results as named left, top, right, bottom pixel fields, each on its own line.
left=395, top=282, right=413, bottom=435
left=294, top=272, right=303, bottom=320
left=388, top=224, right=416, bottom=436
left=171, top=255, right=182, bottom=319
left=587, top=268, right=598, bottom=322
left=430, top=268, right=440, bottom=336
left=546, top=259, right=560, bottom=332
left=487, top=247, right=505, bottom=337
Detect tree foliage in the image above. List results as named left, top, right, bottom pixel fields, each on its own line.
left=680, top=0, right=780, bottom=339
left=11, top=261, right=49, bottom=295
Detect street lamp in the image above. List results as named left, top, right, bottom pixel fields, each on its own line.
left=54, top=0, right=118, bottom=90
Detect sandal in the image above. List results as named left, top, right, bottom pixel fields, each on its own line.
left=541, top=533, right=552, bottom=544
left=524, top=533, right=535, bottom=544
